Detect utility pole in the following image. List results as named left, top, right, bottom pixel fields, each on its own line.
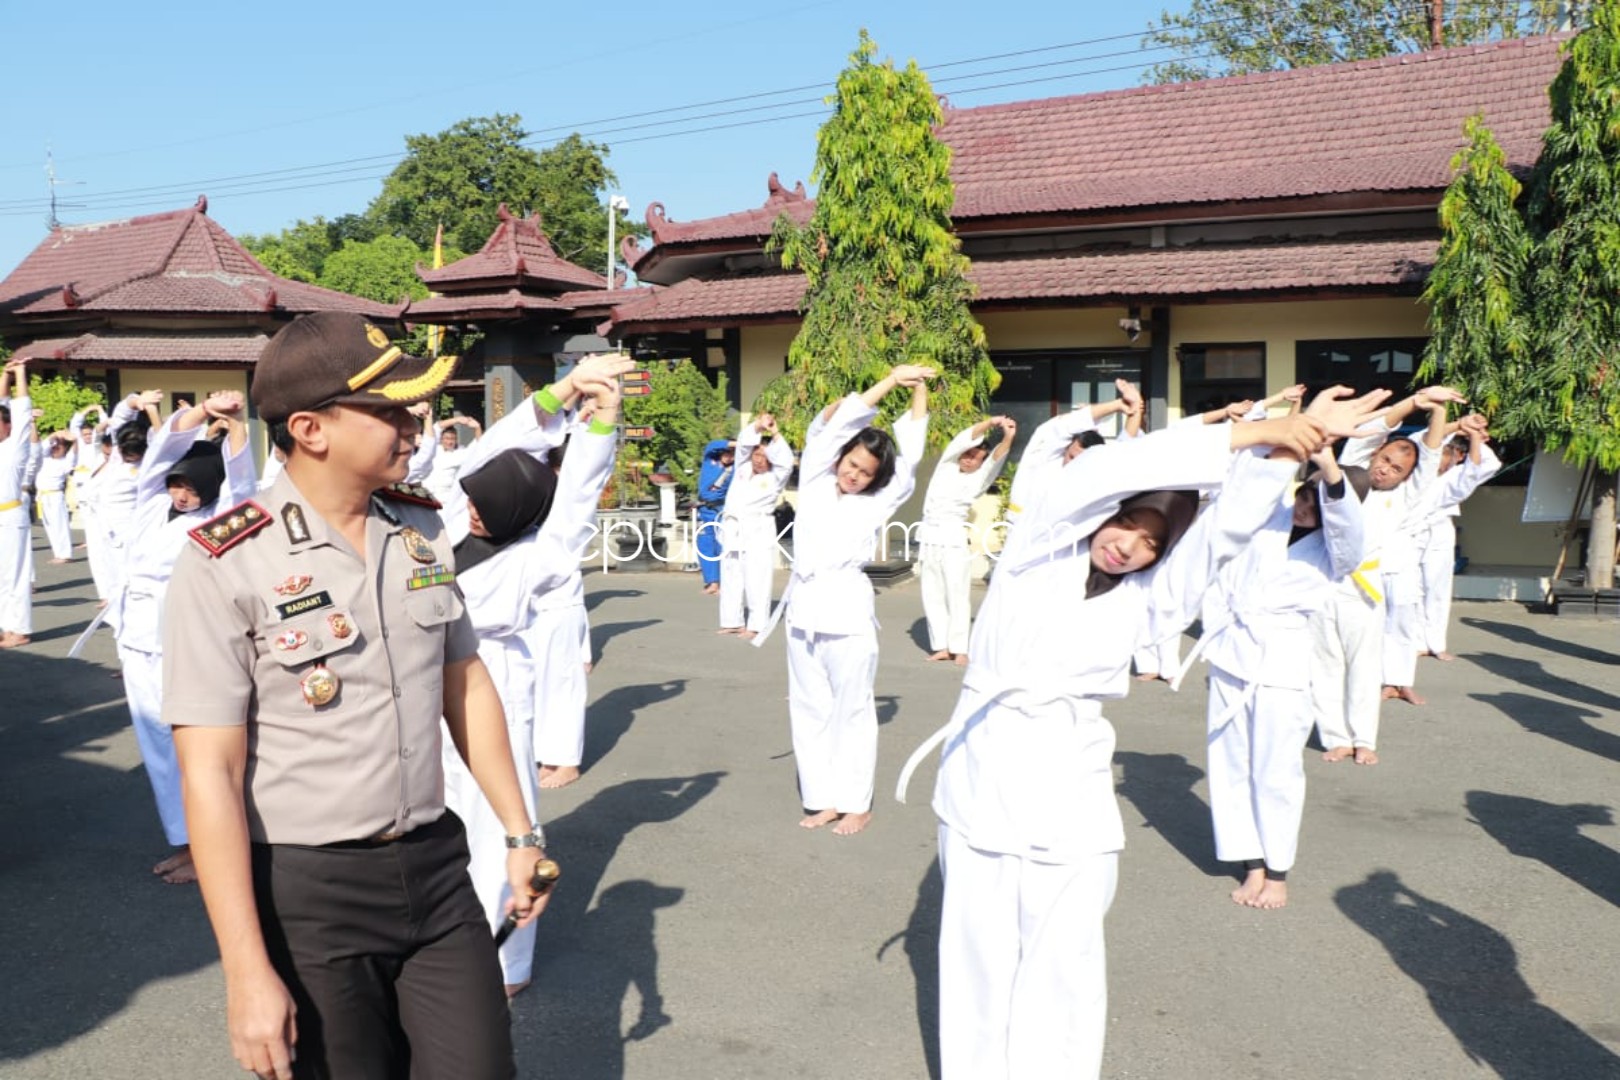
left=1430, top=0, right=1444, bottom=48
left=44, top=148, right=82, bottom=231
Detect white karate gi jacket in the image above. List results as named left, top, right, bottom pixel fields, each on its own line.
left=115, top=417, right=256, bottom=655
left=1414, top=444, right=1503, bottom=534
left=1336, top=429, right=1439, bottom=604
left=720, top=425, right=793, bottom=552
left=1004, top=408, right=1101, bottom=527
left=781, top=395, right=926, bottom=638
left=918, top=425, right=1005, bottom=548
left=931, top=426, right=1298, bottom=862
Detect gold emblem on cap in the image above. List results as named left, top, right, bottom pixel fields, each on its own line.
left=301, top=664, right=339, bottom=707
left=400, top=526, right=437, bottom=564
left=364, top=323, right=389, bottom=348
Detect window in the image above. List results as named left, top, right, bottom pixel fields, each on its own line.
left=990, top=349, right=1150, bottom=458
left=1179, top=343, right=1265, bottom=416
left=1296, top=338, right=1428, bottom=398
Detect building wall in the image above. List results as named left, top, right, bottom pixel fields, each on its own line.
left=738, top=323, right=798, bottom=409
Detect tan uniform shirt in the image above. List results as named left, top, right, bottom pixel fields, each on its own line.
left=162, top=470, right=478, bottom=846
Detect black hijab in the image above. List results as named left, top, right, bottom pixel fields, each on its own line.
left=165, top=441, right=225, bottom=519
left=1084, top=489, right=1201, bottom=599
left=1290, top=464, right=1371, bottom=546
left=453, top=449, right=559, bottom=573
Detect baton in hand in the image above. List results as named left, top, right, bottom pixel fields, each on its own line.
left=494, top=858, right=561, bottom=947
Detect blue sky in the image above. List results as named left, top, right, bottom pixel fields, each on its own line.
left=0, top=0, right=1178, bottom=275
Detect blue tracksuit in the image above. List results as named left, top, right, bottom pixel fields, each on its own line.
left=696, top=439, right=734, bottom=585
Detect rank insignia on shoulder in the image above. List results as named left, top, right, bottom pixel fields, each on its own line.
left=188, top=501, right=273, bottom=557
left=377, top=483, right=441, bottom=510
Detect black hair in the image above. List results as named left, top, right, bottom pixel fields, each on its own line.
left=269, top=421, right=296, bottom=454
left=1071, top=430, right=1105, bottom=452
left=115, top=424, right=149, bottom=463
left=0, top=404, right=9, bottom=425
left=836, top=426, right=898, bottom=494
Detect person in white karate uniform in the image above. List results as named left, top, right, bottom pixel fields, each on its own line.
left=35, top=428, right=80, bottom=563
left=115, top=392, right=255, bottom=883
left=422, top=414, right=481, bottom=505
left=1416, top=414, right=1502, bottom=662
left=1003, top=380, right=1141, bottom=530
left=717, top=412, right=794, bottom=640
left=1312, top=390, right=1460, bottom=765
left=0, top=358, right=39, bottom=649
left=917, top=415, right=1015, bottom=664
left=911, top=387, right=1384, bottom=1080
left=86, top=396, right=157, bottom=618
left=439, top=354, right=625, bottom=996
left=754, top=365, right=933, bottom=837
left=1193, top=446, right=1369, bottom=910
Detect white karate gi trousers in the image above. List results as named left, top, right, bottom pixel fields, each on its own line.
left=1206, top=668, right=1312, bottom=872
left=85, top=521, right=121, bottom=602
left=718, top=541, right=774, bottom=633
left=0, top=507, right=30, bottom=635
left=442, top=715, right=540, bottom=986
left=1418, top=520, right=1457, bottom=655
left=39, top=491, right=72, bottom=560
left=938, top=824, right=1118, bottom=1080
left=786, top=626, right=879, bottom=813
left=119, top=646, right=187, bottom=846
left=1310, top=591, right=1382, bottom=751
left=1381, top=567, right=1422, bottom=687
left=920, top=543, right=974, bottom=655
left=529, top=605, right=590, bottom=768
left=1132, top=633, right=1182, bottom=678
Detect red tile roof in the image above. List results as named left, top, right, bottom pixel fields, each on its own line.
left=12, top=330, right=270, bottom=366
left=419, top=204, right=608, bottom=292
left=639, top=35, right=1568, bottom=250
left=405, top=290, right=572, bottom=320
left=606, top=234, right=1437, bottom=331
left=0, top=199, right=391, bottom=319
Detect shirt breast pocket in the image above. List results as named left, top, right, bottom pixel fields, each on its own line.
left=405, top=587, right=463, bottom=631
left=264, top=607, right=363, bottom=669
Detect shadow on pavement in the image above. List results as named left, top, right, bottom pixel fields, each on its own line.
left=0, top=653, right=218, bottom=1063
left=1466, top=791, right=1620, bottom=909
left=585, top=587, right=647, bottom=614
left=1115, top=751, right=1225, bottom=878
left=908, top=616, right=931, bottom=655
left=1460, top=616, right=1618, bottom=667
left=515, top=772, right=725, bottom=1080
left=583, top=679, right=687, bottom=772
left=1467, top=652, right=1620, bottom=713
left=1335, top=871, right=1620, bottom=1080
left=1472, top=691, right=1620, bottom=765
left=878, top=858, right=943, bottom=1080
left=590, top=619, right=663, bottom=668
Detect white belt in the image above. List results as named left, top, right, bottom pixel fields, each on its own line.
left=895, top=677, right=1104, bottom=804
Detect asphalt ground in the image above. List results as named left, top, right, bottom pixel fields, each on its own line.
left=2, top=527, right=1619, bottom=1080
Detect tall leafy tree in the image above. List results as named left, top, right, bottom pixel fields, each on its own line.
left=1422, top=7, right=1620, bottom=589
left=754, top=31, right=998, bottom=448
left=1143, top=0, right=1564, bottom=83
left=317, top=235, right=433, bottom=305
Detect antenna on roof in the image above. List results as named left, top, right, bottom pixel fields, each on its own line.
left=44, top=147, right=84, bottom=231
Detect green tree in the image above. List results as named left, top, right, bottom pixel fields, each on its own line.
left=620, top=359, right=734, bottom=496
left=531, top=134, right=640, bottom=272
left=318, top=235, right=433, bottom=305
left=1142, top=0, right=1564, bottom=83
left=27, top=374, right=105, bottom=434
left=1422, top=7, right=1620, bottom=589
left=240, top=215, right=379, bottom=283
left=754, top=31, right=998, bottom=449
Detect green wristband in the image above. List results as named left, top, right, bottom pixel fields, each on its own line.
left=532, top=387, right=564, bottom=415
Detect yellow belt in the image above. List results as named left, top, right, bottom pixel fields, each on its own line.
left=1350, top=559, right=1383, bottom=604
left=0, top=499, right=21, bottom=513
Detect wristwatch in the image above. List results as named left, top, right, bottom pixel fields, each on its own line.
left=505, top=825, right=547, bottom=850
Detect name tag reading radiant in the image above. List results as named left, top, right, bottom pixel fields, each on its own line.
left=276, top=591, right=334, bottom=619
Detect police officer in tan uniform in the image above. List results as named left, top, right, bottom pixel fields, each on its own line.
left=166, top=312, right=548, bottom=1080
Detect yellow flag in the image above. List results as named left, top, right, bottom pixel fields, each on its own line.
left=426, top=223, right=445, bottom=357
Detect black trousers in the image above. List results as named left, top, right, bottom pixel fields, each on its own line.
left=252, top=812, right=514, bottom=1080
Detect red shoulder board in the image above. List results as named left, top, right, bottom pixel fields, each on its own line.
left=376, top=483, right=442, bottom=509
left=188, top=500, right=274, bottom=557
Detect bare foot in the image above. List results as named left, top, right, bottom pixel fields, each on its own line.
left=799, top=809, right=840, bottom=830
left=505, top=980, right=531, bottom=1000
left=953, top=654, right=968, bottom=667
left=48, top=557, right=69, bottom=565
left=926, top=650, right=952, bottom=662
left=583, top=661, right=593, bottom=675
left=153, top=848, right=196, bottom=885
left=702, top=583, right=719, bottom=595
left=1135, top=672, right=1161, bottom=682
left=1322, top=746, right=1354, bottom=763
left=96, top=599, right=109, bottom=609
left=0, top=632, right=30, bottom=649
left=738, top=630, right=758, bottom=641
left=1253, top=878, right=1289, bottom=909
left=1381, top=685, right=1400, bottom=700
left=1392, top=687, right=1426, bottom=706
left=831, top=811, right=872, bottom=836
left=1354, top=747, right=1380, bottom=766
left=1231, top=867, right=1266, bottom=906
left=716, top=627, right=741, bottom=635
left=1434, top=651, right=1457, bottom=662
left=538, top=764, right=581, bottom=790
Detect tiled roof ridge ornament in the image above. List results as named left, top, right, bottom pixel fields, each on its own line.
left=523, top=212, right=558, bottom=257
left=195, top=194, right=208, bottom=215
left=621, top=235, right=646, bottom=270
left=766, top=172, right=807, bottom=205
left=61, top=283, right=81, bottom=308
left=496, top=202, right=514, bottom=223
left=259, top=286, right=277, bottom=312
left=646, top=202, right=671, bottom=244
